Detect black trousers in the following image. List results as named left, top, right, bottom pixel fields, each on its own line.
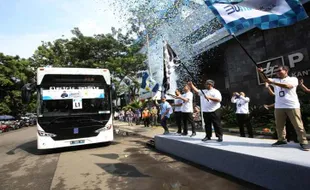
left=182, top=112, right=196, bottom=134
left=161, top=116, right=169, bottom=132
left=203, top=109, right=223, bottom=138
left=143, top=117, right=150, bottom=127
left=236, top=114, right=253, bottom=138
left=175, top=111, right=182, bottom=133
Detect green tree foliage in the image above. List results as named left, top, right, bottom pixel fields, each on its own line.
left=32, top=28, right=146, bottom=73
left=0, top=53, right=35, bottom=116
left=32, top=28, right=146, bottom=101
left=0, top=27, right=147, bottom=116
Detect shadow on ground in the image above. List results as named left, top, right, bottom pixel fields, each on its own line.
left=6, top=140, right=119, bottom=156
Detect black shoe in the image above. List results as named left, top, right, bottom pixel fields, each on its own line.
left=190, top=133, right=196, bottom=137
left=163, top=131, right=170, bottom=135
left=181, top=133, right=188, bottom=136
left=300, top=144, right=310, bottom=151
left=177, top=131, right=182, bottom=134
left=272, top=140, right=288, bottom=146
left=217, top=136, right=223, bottom=142
left=202, top=137, right=211, bottom=142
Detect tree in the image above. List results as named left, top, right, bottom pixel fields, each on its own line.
left=1, top=26, right=147, bottom=116
left=0, top=53, right=35, bottom=115
left=31, top=27, right=147, bottom=101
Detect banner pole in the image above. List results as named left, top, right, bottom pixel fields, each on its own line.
left=179, top=61, right=209, bottom=101
left=232, top=34, right=268, bottom=79
left=232, top=34, right=259, bottom=67
left=162, top=41, right=209, bottom=100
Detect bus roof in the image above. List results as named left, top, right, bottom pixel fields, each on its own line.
left=37, top=67, right=111, bottom=85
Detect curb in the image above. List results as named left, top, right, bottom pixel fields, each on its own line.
left=113, top=124, right=153, bottom=139
left=114, top=122, right=310, bottom=140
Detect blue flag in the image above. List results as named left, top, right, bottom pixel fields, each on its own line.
left=141, top=72, right=159, bottom=93
left=205, top=0, right=308, bottom=34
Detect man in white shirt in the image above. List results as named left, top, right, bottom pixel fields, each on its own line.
left=258, top=66, right=309, bottom=151
left=231, top=92, right=253, bottom=138
left=189, top=80, right=223, bottom=142
left=174, top=85, right=196, bottom=137
left=171, top=89, right=183, bottom=134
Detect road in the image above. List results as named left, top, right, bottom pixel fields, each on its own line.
left=0, top=127, right=263, bottom=190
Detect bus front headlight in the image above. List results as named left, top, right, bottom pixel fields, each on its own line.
left=95, top=124, right=113, bottom=133
left=38, top=130, right=57, bottom=137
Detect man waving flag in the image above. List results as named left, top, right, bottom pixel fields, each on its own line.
left=205, top=0, right=308, bottom=34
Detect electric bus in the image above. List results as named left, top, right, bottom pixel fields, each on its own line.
left=35, top=67, right=113, bottom=149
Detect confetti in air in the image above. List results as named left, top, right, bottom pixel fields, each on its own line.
left=102, top=0, right=226, bottom=92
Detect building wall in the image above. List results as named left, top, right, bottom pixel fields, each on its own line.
left=223, top=5, right=310, bottom=104
left=192, top=3, right=310, bottom=105
left=144, top=1, right=310, bottom=105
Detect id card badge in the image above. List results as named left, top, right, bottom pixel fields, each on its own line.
left=279, top=91, right=285, bottom=97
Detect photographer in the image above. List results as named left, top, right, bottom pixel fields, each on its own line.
left=231, top=92, right=253, bottom=138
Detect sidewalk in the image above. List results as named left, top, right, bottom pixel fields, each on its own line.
left=113, top=120, right=177, bottom=138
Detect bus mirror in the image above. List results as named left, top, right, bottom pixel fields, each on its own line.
left=111, top=83, right=117, bottom=100
left=21, top=83, right=35, bottom=104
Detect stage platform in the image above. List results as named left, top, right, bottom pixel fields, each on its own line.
left=154, top=133, right=310, bottom=190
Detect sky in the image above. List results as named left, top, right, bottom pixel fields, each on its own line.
left=0, top=0, right=127, bottom=58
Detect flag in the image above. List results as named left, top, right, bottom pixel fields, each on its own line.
left=120, top=76, right=132, bottom=87
left=141, top=72, right=159, bottom=93
left=205, top=0, right=308, bottom=34
left=163, top=41, right=180, bottom=94
left=140, top=72, right=159, bottom=100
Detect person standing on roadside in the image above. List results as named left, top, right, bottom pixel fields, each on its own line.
left=126, top=109, right=134, bottom=126
left=150, top=106, right=158, bottom=126
left=142, top=107, right=151, bottom=127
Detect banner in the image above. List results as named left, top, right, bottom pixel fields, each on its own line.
left=42, top=88, right=105, bottom=100
left=205, top=0, right=308, bottom=34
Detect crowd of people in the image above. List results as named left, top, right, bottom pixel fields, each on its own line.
left=117, top=106, right=159, bottom=128
left=117, top=65, right=310, bottom=151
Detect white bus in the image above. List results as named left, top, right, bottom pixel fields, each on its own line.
left=33, top=67, right=113, bottom=149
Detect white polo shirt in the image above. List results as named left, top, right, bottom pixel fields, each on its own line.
left=231, top=96, right=250, bottom=114
left=270, top=76, right=300, bottom=109
left=174, top=99, right=183, bottom=112
left=198, top=89, right=221, bottom=112
left=181, top=91, right=193, bottom=113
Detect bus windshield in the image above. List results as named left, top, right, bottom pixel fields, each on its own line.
left=38, top=74, right=111, bottom=117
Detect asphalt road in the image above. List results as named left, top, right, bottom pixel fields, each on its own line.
left=0, top=127, right=263, bottom=190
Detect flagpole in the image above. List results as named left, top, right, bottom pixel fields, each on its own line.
left=179, top=61, right=210, bottom=101
left=162, top=40, right=209, bottom=101
left=232, top=34, right=268, bottom=79
left=232, top=34, right=259, bottom=67
left=146, top=33, right=152, bottom=77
